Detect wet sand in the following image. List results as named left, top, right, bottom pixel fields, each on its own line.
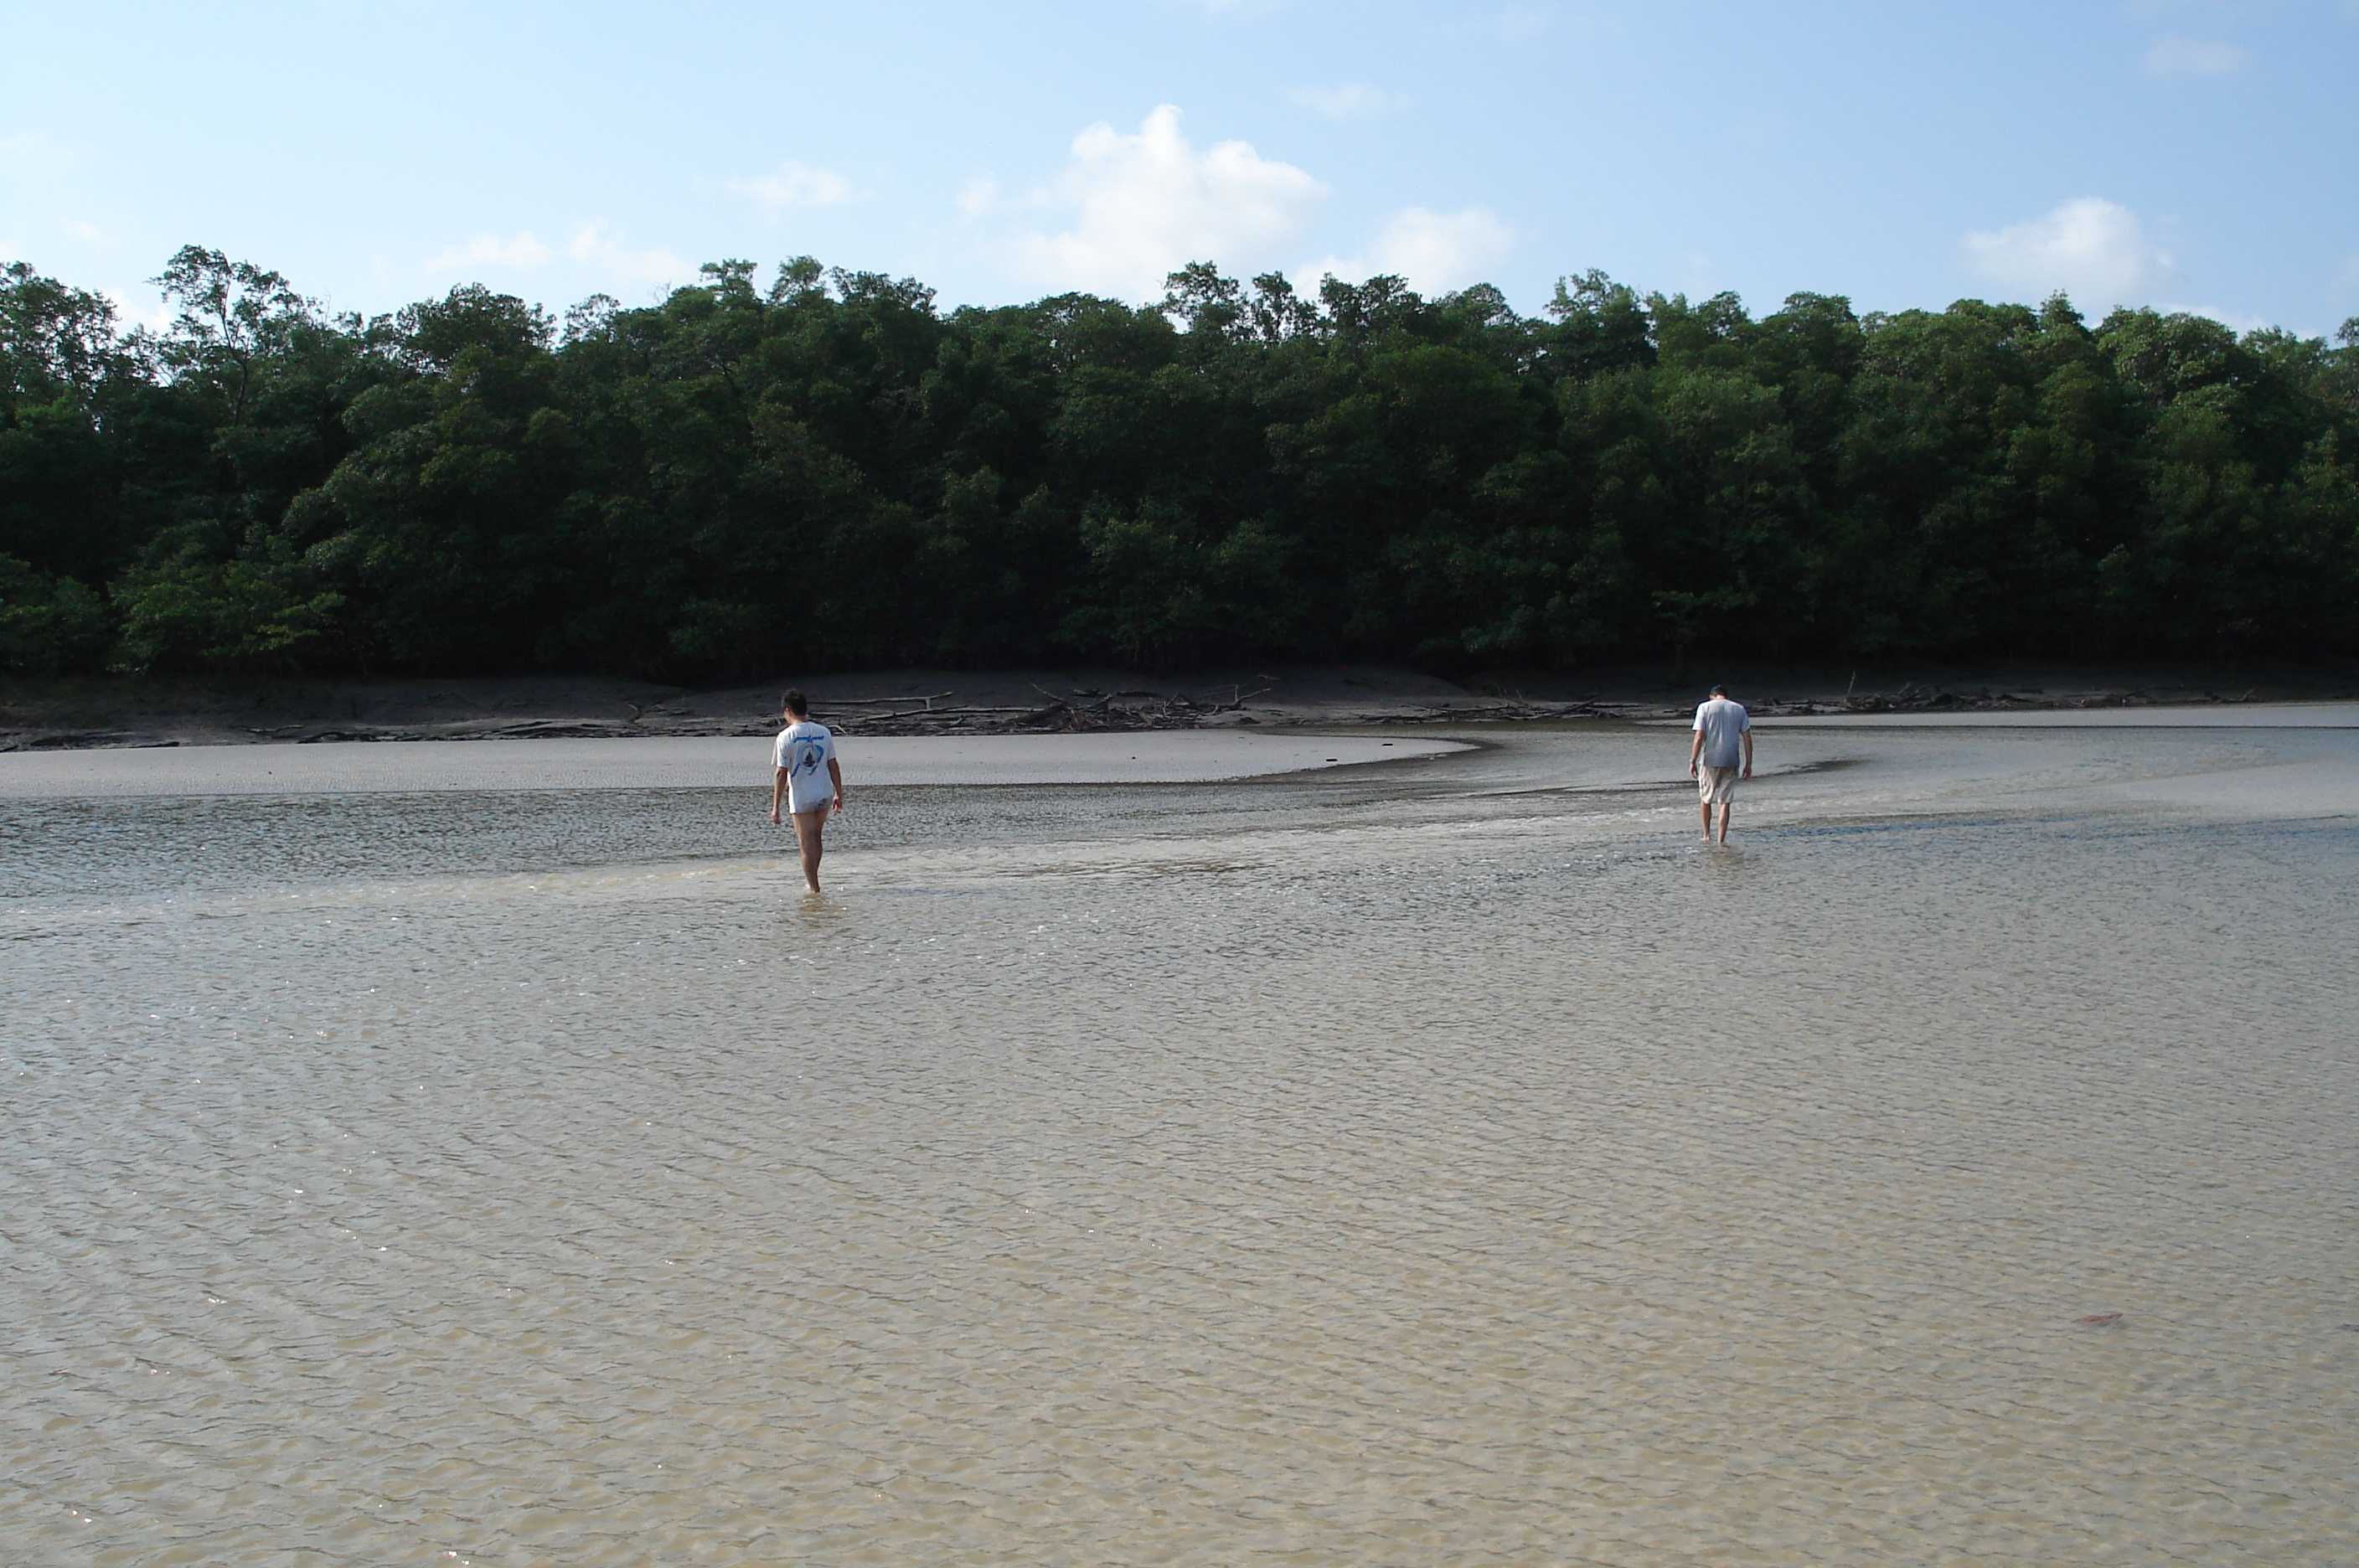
left=0, top=731, right=1469, bottom=798
left=1755, top=701, right=2359, bottom=729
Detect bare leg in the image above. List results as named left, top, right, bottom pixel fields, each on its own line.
left=1700, top=797, right=1714, bottom=841
left=1717, top=801, right=1733, bottom=844
left=792, top=807, right=827, bottom=891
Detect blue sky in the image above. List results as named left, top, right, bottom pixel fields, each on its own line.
left=5, top=0, right=2356, bottom=337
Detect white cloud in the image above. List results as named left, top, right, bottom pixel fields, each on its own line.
left=956, top=176, right=1000, bottom=218
left=2144, top=34, right=2251, bottom=75
left=1301, top=205, right=1515, bottom=297
left=426, top=230, right=550, bottom=271
left=62, top=219, right=102, bottom=244
left=1004, top=105, right=1326, bottom=300
left=101, top=286, right=173, bottom=334
left=729, top=161, right=853, bottom=213
left=1962, top=197, right=2177, bottom=311
left=1288, top=83, right=1406, bottom=120
left=568, top=222, right=691, bottom=287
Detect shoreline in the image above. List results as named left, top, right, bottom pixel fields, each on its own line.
left=4, top=660, right=2354, bottom=753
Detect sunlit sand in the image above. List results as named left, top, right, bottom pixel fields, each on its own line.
left=0, top=731, right=1470, bottom=797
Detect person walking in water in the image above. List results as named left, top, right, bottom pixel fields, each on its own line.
left=770, top=689, right=844, bottom=890
left=1687, top=682, right=1753, bottom=844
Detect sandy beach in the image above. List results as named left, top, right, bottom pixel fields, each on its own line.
left=0, top=730, right=1469, bottom=797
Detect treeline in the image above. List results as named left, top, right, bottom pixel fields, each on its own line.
left=4, top=246, right=2356, bottom=679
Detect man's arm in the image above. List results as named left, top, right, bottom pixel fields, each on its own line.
left=826, top=756, right=844, bottom=813
left=1741, top=728, right=1754, bottom=778
left=771, top=766, right=787, bottom=823
left=1688, top=727, right=1704, bottom=774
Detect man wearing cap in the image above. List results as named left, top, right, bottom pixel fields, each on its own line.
left=1687, top=683, right=1752, bottom=843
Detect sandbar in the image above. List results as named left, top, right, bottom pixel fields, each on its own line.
left=0, top=731, right=1469, bottom=799
left=1752, top=702, right=2359, bottom=729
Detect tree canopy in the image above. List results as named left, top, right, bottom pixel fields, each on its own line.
left=3, top=247, right=2355, bottom=678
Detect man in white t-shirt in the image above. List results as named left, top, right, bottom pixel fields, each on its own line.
left=1686, top=683, right=1753, bottom=844
left=769, top=689, right=844, bottom=891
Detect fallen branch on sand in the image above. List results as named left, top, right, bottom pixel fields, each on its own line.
left=1360, top=697, right=1641, bottom=724
left=819, top=681, right=1278, bottom=735
left=823, top=691, right=958, bottom=711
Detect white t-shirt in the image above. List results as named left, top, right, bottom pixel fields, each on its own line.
left=774, top=721, right=837, bottom=813
left=1691, top=698, right=1750, bottom=769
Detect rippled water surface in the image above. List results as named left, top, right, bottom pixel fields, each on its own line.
left=7, top=716, right=2357, bottom=1565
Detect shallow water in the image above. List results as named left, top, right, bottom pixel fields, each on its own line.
left=5, top=718, right=2356, bottom=1565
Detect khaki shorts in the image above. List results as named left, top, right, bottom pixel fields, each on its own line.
left=1697, top=765, right=1741, bottom=805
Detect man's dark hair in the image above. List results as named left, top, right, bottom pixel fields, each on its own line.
left=1709, top=683, right=1728, bottom=696
left=782, top=689, right=810, bottom=718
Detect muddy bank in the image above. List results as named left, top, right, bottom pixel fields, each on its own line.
left=3, top=662, right=2352, bottom=751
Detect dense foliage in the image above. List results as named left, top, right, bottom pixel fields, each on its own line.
left=5, top=247, right=2356, bottom=678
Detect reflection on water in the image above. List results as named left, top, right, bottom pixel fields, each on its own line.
left=4, top=723, right=2357, bottom=1565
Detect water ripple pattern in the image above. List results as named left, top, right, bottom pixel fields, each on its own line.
left=5, top=720, right=2356, bottom=1565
